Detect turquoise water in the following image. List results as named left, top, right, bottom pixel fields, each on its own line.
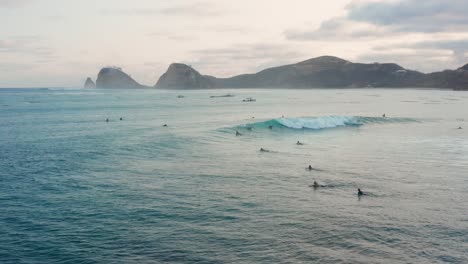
left=0, top=88, right=467, bottom=263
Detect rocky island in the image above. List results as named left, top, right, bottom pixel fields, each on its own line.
left=155, top=63, right=216, bottom=89
left=87, top=56, right=468, bottom=90
left=84, top=77, right=96, bottom=88
left=95, top=67, right=146, bottom=89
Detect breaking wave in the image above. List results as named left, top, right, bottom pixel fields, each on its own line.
left=238, top=116, right=417, bottom=130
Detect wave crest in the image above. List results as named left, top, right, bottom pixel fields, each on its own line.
left=240, top=116, right=417, bottom=130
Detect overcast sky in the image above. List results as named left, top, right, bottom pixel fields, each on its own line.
left=1, top=0, right=468, bottom=87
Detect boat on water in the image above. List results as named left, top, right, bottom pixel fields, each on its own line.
left=242, top=97, right=256, bottom=102
left=210, top=94, right=235, bottom=98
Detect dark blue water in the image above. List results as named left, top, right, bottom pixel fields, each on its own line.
left=1, top=88, right=467, bottom=263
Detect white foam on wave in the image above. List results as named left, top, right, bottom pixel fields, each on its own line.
left=276, top=116, right=360, bottom=129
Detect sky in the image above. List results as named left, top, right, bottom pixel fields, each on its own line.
left=1, top=0, right=468, bottom=87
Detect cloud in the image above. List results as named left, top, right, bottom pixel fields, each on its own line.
left=0, top=62, right=36, bottom=72
left=284, top=17, right=389, bottom=40
left=44, top=15, right=65, bottom=21
left=371, top=38, right=468, bottom=69
left=347, top=0, right=468, bottom=32
left=405, top=39, right=468, bottom=52
left=147, top=25, right=252, bottom=42
left=283, top=0, right=468, bottom=72
left=192, top=43, right=304, bottom=61
left=159, top=2, right=222, bottom=16
left=0, top=35, right=57, bottom=63
left=188, top=43, right=306, bottom=77
left=0, top=0, right=33, bottom=8
left=285, top=0, right=468, bottom=41
left=357, top=49, right=456, bottom=73
left=102, top=2, right=224, bottom=17
left=147, top=32, right=195, bottom=41
left=208, top=25, right=250, bottom=34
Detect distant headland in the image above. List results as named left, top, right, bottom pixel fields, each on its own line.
left=85, top=56, right=468, bottom=90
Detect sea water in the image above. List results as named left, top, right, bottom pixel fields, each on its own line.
left=0, top=88, right=467, bottom=263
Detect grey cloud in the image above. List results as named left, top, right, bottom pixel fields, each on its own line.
left=409, top=39, right=468, bottom=51
left=285, top=0, right=468, bottom=41
left=357, top=50, right=459, bottom=73
left=347, top=0, right=468, bottom=32
left=284, top=19, right=340, bottom=40
left=284, top=14, right=399, bottom=41
left=373, top=39, right=468, bottom=68
left=373, top=39, right=468, bottom=52
left=284, top=18, right=387, bottom=40
left=360, top=38, right=468, bottom=73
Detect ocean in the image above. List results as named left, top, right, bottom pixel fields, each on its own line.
left=0, top=88, right=467, bottom=263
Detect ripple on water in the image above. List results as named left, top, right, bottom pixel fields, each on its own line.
left=1, top=88, right=467, bottom=264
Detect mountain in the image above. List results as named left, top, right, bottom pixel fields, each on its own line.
left=210, top=56, right=426, bottom=89
left=156, top=63, right=216, bottom=89
left=84, top=77, right=96, bottom=88
left=154, top=56, right=441, bottom=89
left=460, top=63, right=468, bottom=71
left=423, top=68, right=468, bottom=90
left=89, top=56, right=468, bottom=90
left=96, top=67, right=145, bottom=89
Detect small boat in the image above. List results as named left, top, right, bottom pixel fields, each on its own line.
left=242, top=97, right=256, bottom=102
left=210, top=94, right=235, bottom=98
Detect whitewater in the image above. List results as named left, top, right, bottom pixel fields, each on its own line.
left=237, top=116, right=418, bottom=130
left=0, top=88, right=467, bottom=264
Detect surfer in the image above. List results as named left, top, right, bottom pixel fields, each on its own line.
left=268, top=125, right=273, bottom=130
left=358, top=188, right=364, bottom=196
left=312, top=181, right=320, bottom=188
left=260, top=148, right=269, bottom=152
left=163, top=124, right=168, bottom=127
left=106, top=118, right=109, bottom=122
left=246, top=127, right=253, bottom=131
left=236, top=130, right=242, bottom=136
left=296, top=141, right=304, bottom=145
left=308, top=165, right=313, bottom=171
left=458, top=126, right=463, bottom=129
left=382, top=113, right=386, bottom=118
left=120, top=117, right=123, bottom=121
